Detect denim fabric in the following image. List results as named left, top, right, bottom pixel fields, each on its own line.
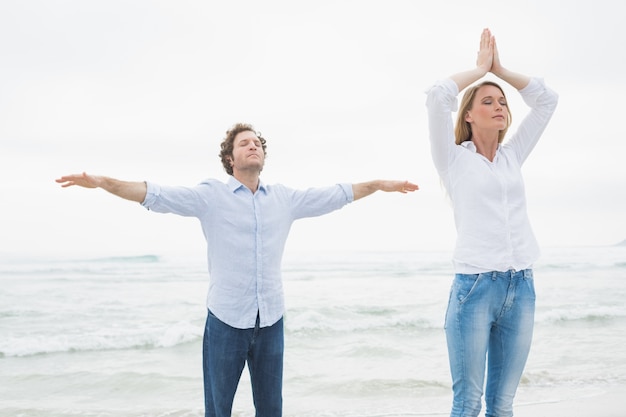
left=444, top=269, right=536, bottom=417
left=203, top=310, right=284, bottom=417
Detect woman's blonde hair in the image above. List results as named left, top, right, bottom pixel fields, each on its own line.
left=454, top=81, right=512, bottom=145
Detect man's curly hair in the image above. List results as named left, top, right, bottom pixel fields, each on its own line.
left=219, top=123, right=267, bottom=175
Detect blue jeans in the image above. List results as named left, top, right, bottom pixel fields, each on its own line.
left=444, top=269, right=535, bottom=417
left=203, top=310, right=284, bottom=417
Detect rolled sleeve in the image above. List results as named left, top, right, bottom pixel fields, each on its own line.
left=426, top=78, right=461, bottom=176
left=425, top=78, right=459, bottom=112
left=519, top=77, right=559, bottom=109
left=141, top=181, right=161, bottom=209
left=339, top=183, right=354, bottom=202
left=289, top=183, right=353, bottom=220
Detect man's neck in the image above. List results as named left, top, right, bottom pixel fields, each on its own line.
left=233, top=171, right=261, bottom=193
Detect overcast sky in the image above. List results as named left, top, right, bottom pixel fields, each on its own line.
left=1, top=0, right=624, bottom=260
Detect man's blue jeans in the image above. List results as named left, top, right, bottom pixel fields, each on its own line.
left=444, top=269, right=535, bottom=417
left=203, top=310, right=284, bottom=417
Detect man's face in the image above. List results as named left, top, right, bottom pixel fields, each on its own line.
left=230, top=130, right=265, bottom=174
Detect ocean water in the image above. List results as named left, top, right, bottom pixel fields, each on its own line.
left=1, top=246, right=625, bottom=417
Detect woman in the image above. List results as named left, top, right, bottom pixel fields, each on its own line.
left=425, top=29, right=558, bottom=417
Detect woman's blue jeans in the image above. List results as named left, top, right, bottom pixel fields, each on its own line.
left=445, top=269, right=535, bottom=417
left=203, top=310, right=284, bottom=417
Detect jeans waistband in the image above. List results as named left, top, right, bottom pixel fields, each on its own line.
left=487, top=268, right=533, bottom=280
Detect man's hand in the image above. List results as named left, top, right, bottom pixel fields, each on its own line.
left=353, top=180, right=419, bottom=201
left=378, top=180, right=419, bottom=194
left=56, top=172, right=147, bottom=203
left=56, top=172, right=101, bottom=188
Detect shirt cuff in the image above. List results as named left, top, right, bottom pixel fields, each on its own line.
left=519, top=77, right=543, bottom=94
left=425, top=78, right=459, bottom=111
left=340, top=183, right=354, bottom=202
left=141, top=181, right=160, bottom=209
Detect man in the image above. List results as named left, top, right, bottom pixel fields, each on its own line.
left=56, top=122, right=418, bottom=417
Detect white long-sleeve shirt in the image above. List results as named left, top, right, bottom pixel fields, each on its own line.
left=426, top=77, right=558, bottom=273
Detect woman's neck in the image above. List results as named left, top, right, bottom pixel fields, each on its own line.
left=471, top=132, right=499, bottom=162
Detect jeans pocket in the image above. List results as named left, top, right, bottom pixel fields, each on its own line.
left=454, top=273, right=482, bottom=304
left=523, top=269, right=537, bottom=301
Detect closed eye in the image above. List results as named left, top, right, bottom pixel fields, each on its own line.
left=481, top=99, right=507, bottom=106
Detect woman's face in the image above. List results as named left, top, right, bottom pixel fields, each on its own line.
left=465, top=85, right=508, bottom=132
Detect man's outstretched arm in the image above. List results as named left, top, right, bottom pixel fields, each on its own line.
left=56, top=172, right=147, bottom=203
left=352, top=180, right=418, bottom=201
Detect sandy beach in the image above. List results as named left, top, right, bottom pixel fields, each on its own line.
left=404, top=385, right=626, bottom=417
left=513, top=386, right=625, bottom=417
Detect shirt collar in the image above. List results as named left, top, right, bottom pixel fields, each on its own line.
left=227, top=175, right=267, bottom=194
left=460, top=140, right=476, bottom=151
left=460, top=140, right=501, bottom=153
